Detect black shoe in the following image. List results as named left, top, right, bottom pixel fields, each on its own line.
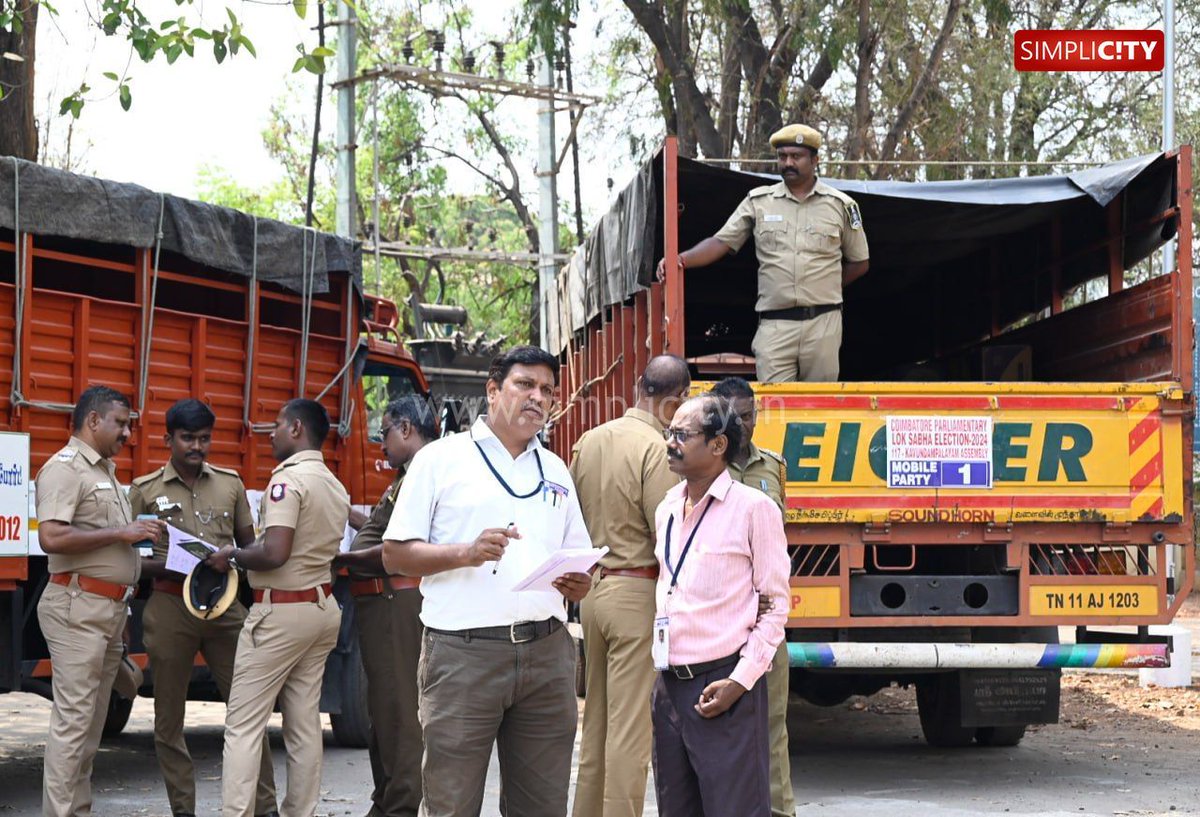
left=255, top=812, right=281, bottom=817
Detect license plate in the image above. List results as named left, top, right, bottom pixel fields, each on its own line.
left=1029, top=585, right=1158, bottom=616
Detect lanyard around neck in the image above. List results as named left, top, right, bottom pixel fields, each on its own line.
left=664, top=495, right=714, bottom=592
left=472, top=430, right=545, bottom=499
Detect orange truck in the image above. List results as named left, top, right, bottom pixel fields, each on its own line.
left=547, top=139, right=1194, bottom=745
left=0, top=159, right=427, bottom=745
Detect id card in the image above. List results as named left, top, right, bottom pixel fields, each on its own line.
left=652, top=616, right=670, bottom=671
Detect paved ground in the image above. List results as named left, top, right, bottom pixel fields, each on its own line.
left=2, top=667, right=1199, bottom=817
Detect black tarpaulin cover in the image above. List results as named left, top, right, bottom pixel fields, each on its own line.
left=0, top=158, right=361, bottom=295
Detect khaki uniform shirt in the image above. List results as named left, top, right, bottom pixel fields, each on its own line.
left=569, top=408, right=680, bottom=570
left=714, top=179, right=869, bottom=311
left=35, top=436, right=137, bottom=584
left=128, top=461, right=254, bottom=566
left=347, top=471, right=404, bottom=580
left=728, top=443, right=786, bottom=517
left=252, top=450, right=350, bottom=591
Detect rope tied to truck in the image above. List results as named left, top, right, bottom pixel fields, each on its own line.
left=243, top=217, right=261, bottom=432
left=8, top=159, right=83, bottom=416
left=135, top=194, right=167, bottom=419
left=297, top=227, right=317, bottom=396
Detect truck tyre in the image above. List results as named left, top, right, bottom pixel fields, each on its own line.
left=916, top=673, right=975, bottom=748
left=101, top=692, right=134, bottom=738
left=329, top=640, right=371, bottom=749
left=975, top=725, right=1027, bottom=747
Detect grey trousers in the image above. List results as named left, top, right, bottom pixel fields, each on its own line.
left=651, top=660, right=771, bottom=817
left=418, top=622, right=578, bottom=817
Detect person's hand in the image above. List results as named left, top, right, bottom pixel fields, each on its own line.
left=462, top=526, right=520, bottom=568
left=695, top=678, right=747, bottom=719
left=206, top=544, right=236, bottom=574
left=756, top=593, right=774, bottom=621
left=552, top=571, right=592, bottom=603
left=121, top=518, right=166, bottom=546
left=655, top=257, right=666, bottom=282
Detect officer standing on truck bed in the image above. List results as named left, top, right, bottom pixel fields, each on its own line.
left=35, top=385, right=167, bottom=817
left=659, top=124, right=870, bottom=383
left=128, top=398, right=278, bottom=817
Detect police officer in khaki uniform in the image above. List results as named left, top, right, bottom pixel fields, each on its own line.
left=712, top=377, right=794, bottom=817
left=333, top=395, right=436, bottom=817
left=570, top=355, right=691, bottom=817
left=36, top=385, right=166, bottom=817
left=659, top=124, right=870, bottom=383
left=207, top=398, right=350, bottom=817
left=128, top=399, right=278, bottom=817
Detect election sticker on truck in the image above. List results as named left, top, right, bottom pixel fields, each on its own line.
left=886, top=416, right=993, bottom=489
left=0, top=432, right=29, bottom=558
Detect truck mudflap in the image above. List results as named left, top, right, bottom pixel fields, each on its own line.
left=788, top=641, right=1169, bottom=669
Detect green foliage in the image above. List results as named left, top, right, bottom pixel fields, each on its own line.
left=18, top=0, right=310, bottom=118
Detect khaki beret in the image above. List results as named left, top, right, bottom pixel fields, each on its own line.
left=769, top=124, right=822, bottom=151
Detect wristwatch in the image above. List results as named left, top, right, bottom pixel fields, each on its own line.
left=227, top=552, right=241, bottom=572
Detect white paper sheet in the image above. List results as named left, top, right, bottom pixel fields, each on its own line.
left=164, top=524, right=217, bottom=575
left=511, top=547, right=609, bottom=592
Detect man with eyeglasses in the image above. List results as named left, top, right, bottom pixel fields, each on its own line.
left=656, top=124, right=869, bottom=384
left=650, top=394, right=789, bottom=817
left=382, top=345, right=593, bottom=817
left=570, top=355, right=690, bottom=817
left=334, top=395, right=437, bottom=817
left=710, top=377, right=794, bottom=817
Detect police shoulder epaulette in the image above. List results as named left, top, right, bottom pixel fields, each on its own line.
left=760, top=447, right=784, bottom=464
left=208, top=464, right=243, bottom=479
left=52, top=447, right=78, bottom=463
left=747, top=185, right=775, bottom=199
left=130, top=467, right=165, bottom=486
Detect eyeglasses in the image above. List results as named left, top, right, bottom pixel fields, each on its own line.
left=663, top=427, right=703, bottom=444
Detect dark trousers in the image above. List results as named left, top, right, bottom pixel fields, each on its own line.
left=357, top=589, right=424, bottom=817
left=417, top=623, right=578, bottom=817
left=651, top=662, right=770, bottom=817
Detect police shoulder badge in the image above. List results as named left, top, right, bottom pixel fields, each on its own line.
left=847, top=201, right=863, bottom=230
left=270, top=483, right=287, bottom=502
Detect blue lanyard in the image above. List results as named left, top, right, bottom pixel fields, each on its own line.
left=664, top=496, right=714, bottom=593
left=473, top=440, right=545, bottom=499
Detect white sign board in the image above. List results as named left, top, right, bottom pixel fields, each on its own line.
left=0, top=432, right=30, bottom=557
left=886, top=416, right=993, bottom=489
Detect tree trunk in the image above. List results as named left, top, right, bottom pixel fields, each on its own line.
left=846, top=0, right=877, bottom=163
left=0, top=3, right=38, bottom=162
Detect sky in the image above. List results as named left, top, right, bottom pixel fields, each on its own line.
left=34, top=1, right=634, bottom=227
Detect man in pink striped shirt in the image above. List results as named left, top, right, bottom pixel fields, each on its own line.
left=650, top=394, right=790, bottom=817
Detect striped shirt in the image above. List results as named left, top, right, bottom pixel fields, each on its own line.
left=654, top=469, right=790, bottom=690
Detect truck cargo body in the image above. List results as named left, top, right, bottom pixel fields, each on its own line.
left=547, top=139, right=1194, bottom=744
left=0, top=163, right=427, bottom=746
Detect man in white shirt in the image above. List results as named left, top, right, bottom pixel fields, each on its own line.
left=382, top=345, right=593, bottom=817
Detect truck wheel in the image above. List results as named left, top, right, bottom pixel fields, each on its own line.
left=975, top=725, right=1027, bottom=747
left=916, top=673, right=975, bottom=748
left=329, top=640, right=371, bottom=749
left=101, top=692, right=134, bottom=738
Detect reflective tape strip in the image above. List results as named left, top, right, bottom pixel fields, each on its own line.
left=787, top=641, right=1170, bottom=669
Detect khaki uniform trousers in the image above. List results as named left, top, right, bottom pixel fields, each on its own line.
left=767, top=640, right=795, bottom=817
left=355, top=589, right=424, bottom=817
left=37, top=579, right=127, bottom=817
left=752, top=310, right=842, bottom=383
left=572, top=575, right=656, bottom=817
left=221, top=591, right=341, bottom=817
left=418, top=624, right=578, bottom=817
left=142, top=591, right=277, bottom=816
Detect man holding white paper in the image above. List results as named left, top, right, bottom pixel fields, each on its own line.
left=382, top=345, right=592, bottom=817
left=128, top=399, right=278, bottom=817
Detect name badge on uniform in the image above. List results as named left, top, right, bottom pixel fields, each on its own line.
left=155, top=495, right=177, bottom=512
left=95, top=481, right=113, bottom=490
left=652, top=615, right=670, bottom=671
left=763, top=214, right=784, bottom=223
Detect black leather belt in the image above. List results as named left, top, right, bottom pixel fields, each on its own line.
left=759, top=303, right=841, bottom=321
left=664, top=650, right=740, bottom=680
left=428, top=617, right=562, bottom=644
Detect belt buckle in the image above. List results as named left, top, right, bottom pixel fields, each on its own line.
left=509, top=622, right=536, bottom=644
left=672, top=664, right=694, bottom=680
